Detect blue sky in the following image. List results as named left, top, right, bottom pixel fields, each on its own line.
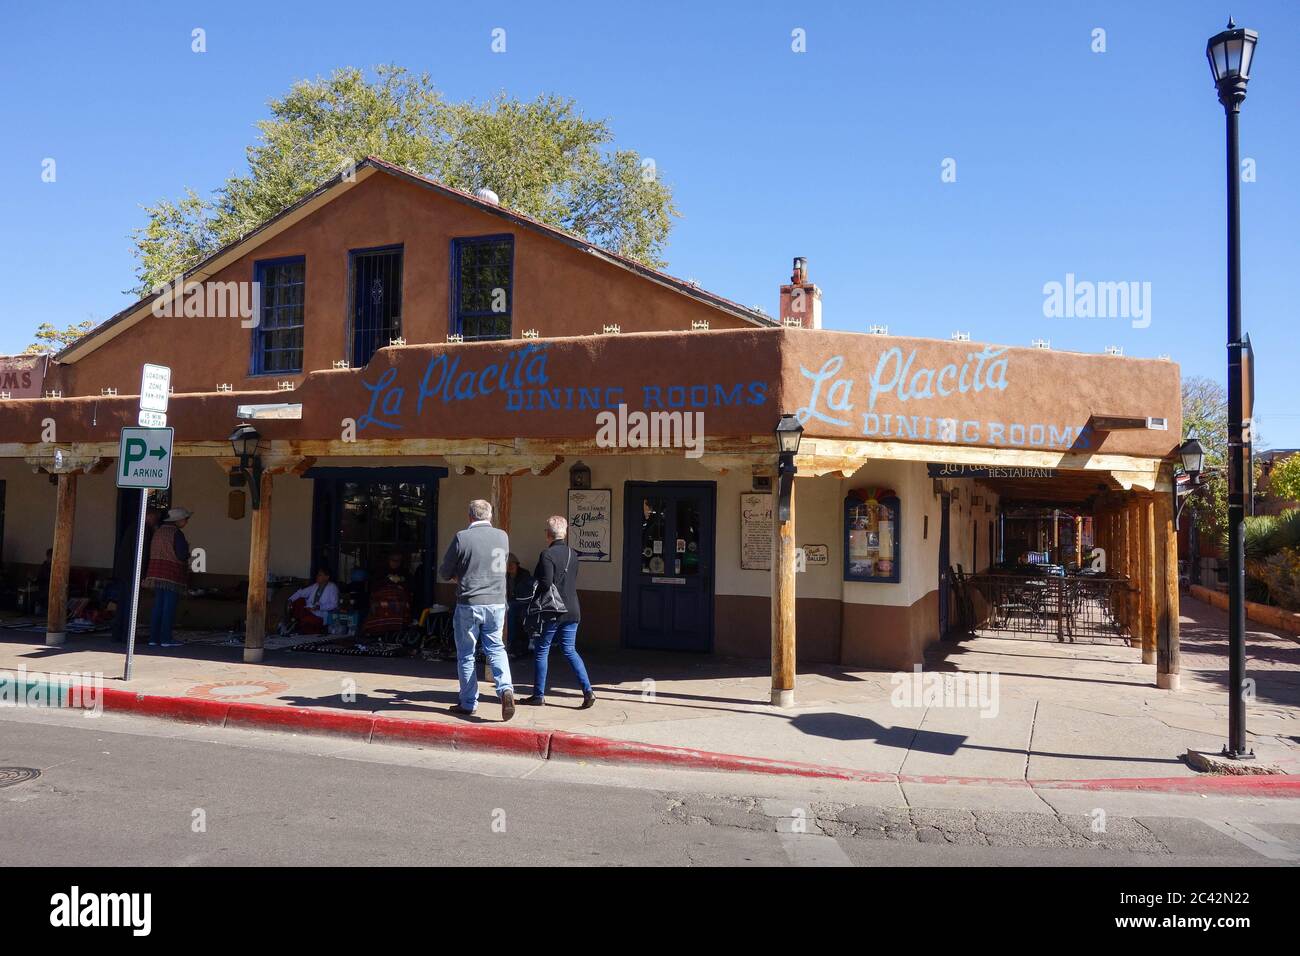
left=2, top=1, right=1297, bottom=444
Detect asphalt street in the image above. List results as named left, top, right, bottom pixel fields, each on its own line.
left=1, top=706, right=1297, bottom=867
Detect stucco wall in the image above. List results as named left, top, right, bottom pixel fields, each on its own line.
left=62, top=173, right=756, bottom=398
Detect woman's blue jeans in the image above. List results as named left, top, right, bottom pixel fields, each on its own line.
left=533, top=620, right=591, bottom=698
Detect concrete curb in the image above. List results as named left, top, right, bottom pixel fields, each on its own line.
left=73, top=685, right=1300, bottom=798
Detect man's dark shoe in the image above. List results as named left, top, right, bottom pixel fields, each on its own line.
left=522, top=695, right=546, bottom=706
left=581, top=691, right=596, bottom=710
left=448, top=704, right=475, bottom=716
left=501, top=689, right=515, bottom=722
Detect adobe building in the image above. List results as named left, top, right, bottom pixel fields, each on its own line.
left=0, top=158, right=1185, bottom=703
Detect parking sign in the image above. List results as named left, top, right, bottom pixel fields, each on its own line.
left=117, top=427, right=174, bottom=489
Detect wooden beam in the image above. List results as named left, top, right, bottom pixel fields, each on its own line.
left=770, top=480, right=796, bottom=706
left=243, top=471, right=274, bottom=663
left=490, top=474, right=513, bottom=535
left=45, top=473, right=77, bottom=646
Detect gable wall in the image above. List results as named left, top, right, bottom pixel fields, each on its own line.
left=64, top=173, right=755, bottom=397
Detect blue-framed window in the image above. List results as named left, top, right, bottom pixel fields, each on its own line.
left=251, top=257, right=305, bottom=374
left=451, top=235, right=513, bottom=341
left=350, top=245, right=403, bottom=367
left=844, top=493, right=902, bottom=583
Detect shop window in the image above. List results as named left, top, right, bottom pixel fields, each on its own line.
left=350, top=246, right=403, bottom=367
left=308, top=466, right=446, bottom=615
left=452, top=235, right=513, bottom=341
left=844, top=488, right=901, bottom=583
left=251, top=257, right=305, bottom=374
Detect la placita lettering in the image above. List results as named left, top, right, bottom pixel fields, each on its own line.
left=798, top=346, right=1010, bottom=427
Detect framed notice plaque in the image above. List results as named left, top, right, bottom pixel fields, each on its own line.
left=567, top=488, right=612, bottom=562
left=741, top=493, right=774, bottom=571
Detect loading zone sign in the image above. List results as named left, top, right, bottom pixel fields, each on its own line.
left=117, top=427, right=174, bottom=489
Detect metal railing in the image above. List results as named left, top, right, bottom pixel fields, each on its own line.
left=968, top=572, right=1134, bottom=644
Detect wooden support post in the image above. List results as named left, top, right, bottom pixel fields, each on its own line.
left=770, top=480, right=796, bottom=707
left=1155, top=484, right=1181, bottom=690
left=1127, top=500, right=1142, bottom=646
left=490, top=474, right=513, bottom=535
left=1115, top=507, right=1128, bottom=630
left=243, top=471, right=274, bottom=664
left=1141, top=497, right=1157, bottom=664
left=45, top=473, right=78, bottom=646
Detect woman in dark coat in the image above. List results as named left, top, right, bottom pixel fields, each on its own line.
left=523, top=516, right=594, bottom=708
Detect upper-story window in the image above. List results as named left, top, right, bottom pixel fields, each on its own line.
left=251, top=257, right=306, bottom=374
left=350, top=245, right=403, bottom=367
left=452, top=235, right=513, bottom=341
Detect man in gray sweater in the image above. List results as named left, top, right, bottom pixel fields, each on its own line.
left=438, top=499, right=515, bottom=720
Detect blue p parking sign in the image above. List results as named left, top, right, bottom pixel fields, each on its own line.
left=116, top=426, right=174, bottom=489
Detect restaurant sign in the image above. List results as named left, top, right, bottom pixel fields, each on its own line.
left=927, top=464, right=1059, bottom=479
left=0, top=354, right=47, bottom=399
left=567, top=489, right=612, bottom=562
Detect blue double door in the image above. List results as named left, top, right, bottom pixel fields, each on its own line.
left=621, top=482, right=715, bottom=652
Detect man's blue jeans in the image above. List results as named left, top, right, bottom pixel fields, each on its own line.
left=453, top=603, right=513, bottom=711
left=534, top=619, right=592, bottom=698
left=149, top=588, right=180, bottom=644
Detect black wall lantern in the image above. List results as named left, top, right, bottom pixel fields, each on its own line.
left=775, top=414, right=803, bottom=523
left=229, top=423, right=265, bottom=509
left=1173, top=433, right=1207, bottom=527
left=569, top=460, right=592, bottom=490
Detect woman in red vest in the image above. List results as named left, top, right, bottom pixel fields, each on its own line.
left=142, top=507, right=192, bottom=647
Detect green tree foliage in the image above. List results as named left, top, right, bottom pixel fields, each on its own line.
left=132, top=66, right=677, bottom=294
left=1267, top=453, right=1300, bottom=505
left=23, top=320, right=96, bottom=355
left=1181, top=375, right=1229, bottom=545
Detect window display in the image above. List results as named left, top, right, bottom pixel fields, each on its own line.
left=844, top=487, right=900, bottom=583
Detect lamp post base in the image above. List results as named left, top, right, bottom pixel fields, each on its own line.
left=1220, top=746, right=1256, bottom=761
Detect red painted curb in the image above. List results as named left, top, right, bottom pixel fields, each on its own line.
left=1027, top=775, right=1300, bottom=797
left=549, top=732, right=897, bottom=782
left=77, top=684, right=1300, bottom=798
left=98, top=687, right=231, bottom=725
left=372, top=714, right=550, bottom=758
left=225, top=702, right=375, bottom=740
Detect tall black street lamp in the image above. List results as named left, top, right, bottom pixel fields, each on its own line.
left=1206, top=19, right=1258, bottom=760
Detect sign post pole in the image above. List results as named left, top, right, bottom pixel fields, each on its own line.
left=120, top=363, right=173, bottom=681
left=123, top=487, right=149, bottom=681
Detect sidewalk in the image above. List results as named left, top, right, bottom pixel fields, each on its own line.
left=2, top=594, right=1297, bottom=789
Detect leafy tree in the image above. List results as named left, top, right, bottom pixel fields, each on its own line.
left=1268, top=453, right=1300, bottom=505
left=23, top=320, right=96, bottom=355
left=1181, top=375, right=1268, bottom=561
left=132, top=66, right=677, bottom=294
left=1181, top=376, right=1229, bottom=545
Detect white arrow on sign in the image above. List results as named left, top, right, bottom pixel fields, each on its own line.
left=140, top=364, right=171, bottom=414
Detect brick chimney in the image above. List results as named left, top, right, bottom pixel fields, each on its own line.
left=779, top=256, right=822, bottom=329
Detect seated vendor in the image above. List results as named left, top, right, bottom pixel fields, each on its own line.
left=282, top=567, right=340, bottom=635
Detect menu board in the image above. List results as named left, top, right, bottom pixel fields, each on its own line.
left=567, top=489, right=612, bottom=562
left=741, top=493, right=774, bottom=571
